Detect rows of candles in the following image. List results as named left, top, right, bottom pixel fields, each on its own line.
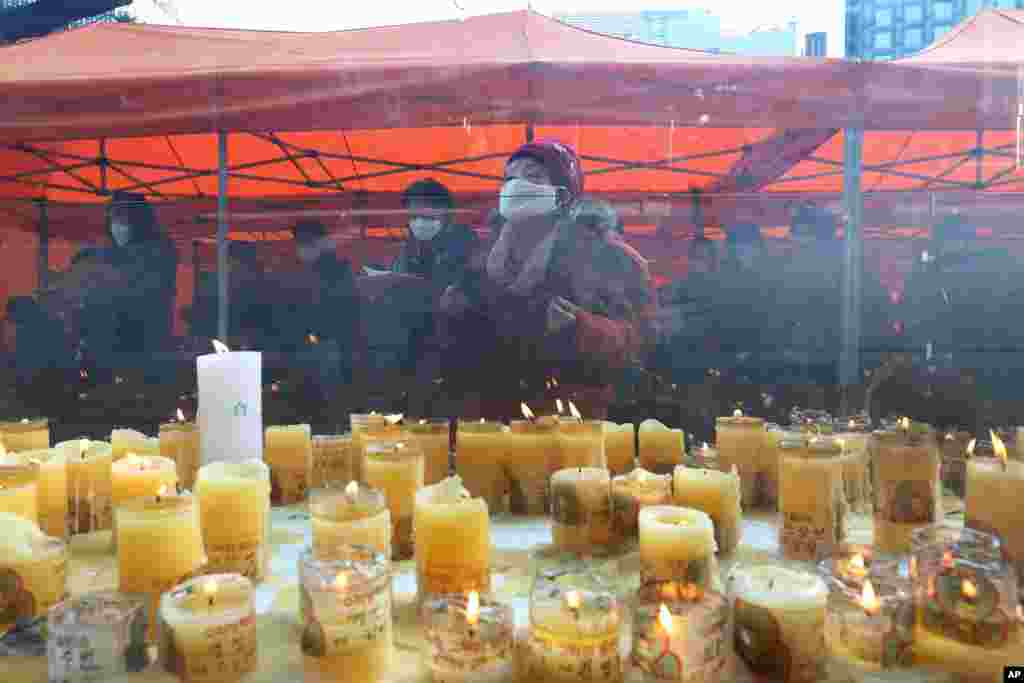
left=0, top=345, right=1023, bottom=682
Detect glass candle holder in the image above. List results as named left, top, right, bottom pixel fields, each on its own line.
left=362, top=438, right=424, bottom=561
left=715, top=415, right=770, bottom=508
left=160, top=420, right=200, bottom=492
left=0, top=513, right=68, bottom=633
left=506, top=420, right=559, bottom=515
left=823, top=559, right=916, bottom=682
left=311, top=434, right=355, bottom=491
left=0, top=459, right=40, bottom=525
left=526, top=553, right=623, bottom=683
left=559, top=421, right=608, bottom=470
left=264, top=424, right=312, bottom=506
left=817, top=543, right=902, bottom=592
left=299, top=545, right=392, bottom=683
left=610, top=469, right=671, bottom=543
left=456, top=420, right=509, bottom=514
left=911, top=525, right=1018, bottom=650
left=551, top=467, right=613, bottom=552
left=0, top=418, right=50, bottom=453
left=872, top=424, right=941, bottom=554
left=311, top=482, right=390, bottom=560
left=686, top=443, right=718, bottom=472
left=628, top=585, right=732, bottom=682
left=778, top=435, right=847, bottom=562
left=727, top=561, right=828, bottom=683
left=422, top=592, right=514, bottom=683
left=406, top=419, right=451, bottom=487
left=48, top=592, right=150, bottom=682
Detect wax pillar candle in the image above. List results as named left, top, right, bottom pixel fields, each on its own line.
left=637, top=420, right=685, bottom=476
left=638, top=506, right=716, bottom=592
left=117, top=493, right=207, bottom=641
left=0, top=418, right=50, bottom=453
left=456, top=420, right=509, bottom=514
left=197, top=348, right=262, bottom=466
left=603, top=422, right=636, bottom=476
left=160, top=420, right=200, bottom=492
left=610, top=468, right=672, bottom=542
left=423, top=592, right=514, bottom=683
left=264, top=424, right=312, bottom=506
left=672, top=465, right=742, bottom=555
left=941, top=431, right=972, bottom=499
left=778, top=435, right=847, bottom=561
left=559, top=421, right=607, bottom=470
left=362, top=439, right=424, bottom=561
left=0, top=512, right=67, bottom=633
left=311, top=435, right=356, bottom=491
left=964, top=434, right=1024, bottom=589
left=112, top=454, right=178, bottom=507
left=159, top=574, right=257, bottom=682
left=551, top=467, right=613, bottom=552
left=727, top=562, right=828, bottom=683
left=506, top=420, right=559, bottom=514
left=407, top=419, right=450, bottom=486
left=60, top=440, right=114, bottom=534
left=716, top=415, right=771, bottom=508
left=300, top=547, right=392, bottom=683
left=834, top=428, right=873, bottom=514
left=349, top=414, right=396, bottom=484
left=111, top=429, right=160, bottom=462
left=629, top=591, right=733, bottom=683
left=311, top=482, right=391, bottom=559
left=687, top=443, right=719, bottom=471
left=196, top=460, right=270, bottom=581
left=872, top=423, right=941, bottom=554
left=414, top=476, right=491, bottom=598
left=0, top=459, right=38, bottom=524
left=16, top=450, right=67, bottom=538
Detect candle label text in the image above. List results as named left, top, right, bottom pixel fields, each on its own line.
left=780, top=500, right=845, bottom=562
left=733, top=597, right=825, bottom=683
left=640, top=556, right=713, bottom=595
left=877, top=479, right=936, bottom=526
left=203, top=532, right=267, bottom=583
left=526, top=627, right=622, bottom=682
left=0, top=557, right=67, bottom=628
left=311, top=440, right=355, bottom=489
left=161, top=612, right=258, bottom=681
left=420, top=564, right=491, bottom=597
left=301, top=584, right=390, bottom=657
left=425, top=624, right=513, bottom=674
left=632, top=595, right=731, bottom=682
left=270, top=466, right=308, bottom=506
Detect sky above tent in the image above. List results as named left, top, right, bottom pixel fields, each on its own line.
left=130, top=0, right=844, bottom=57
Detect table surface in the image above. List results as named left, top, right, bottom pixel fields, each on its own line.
left=0, top=496, right=1002, bottom=683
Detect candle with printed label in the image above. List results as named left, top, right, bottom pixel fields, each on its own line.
left=60, top=439, right=114, bottom=534
left=716, top=413, right=770, bottom=508
left=161, top=413, right=200, bottom=492
left=312, top=481, right=391, bottom=559
left=778, top=435, right=847, bottom=562
left=550, top=467, right=613, bottom=551
left=0, top=418, right=50, bottom=453
left=638, top=420, right=685, bottom=476
left=13, top=449, right=67, bottom=538
left=362, top=438, right=424, bottom=561
left=456, top=420, right=509, bottom=514
left=872, top=422, right=941, bottom=553
left=160, top=573, right=258, bottom=682
left=964, top=431, right=1024, bottom=590
left=628, top=591, right=733, bottom=682
left=558, top=405, right=606, bottom=470
left=311, top=434, right=357, bottom=491
left=111, top=428, right=159, bottom=462
left=414, top=476, right=490, bottom=598
left=0, top=458, right=38, bottom=524
left=424, top=591, right=514, bottom=683
left=264, top=424, right=312, bottom=506
left=638, top=506, right=716, bottom=593
left=196, top=459, right=270, bottom=581
left=610, top=468, right=672, bottom=542
left=824, top=575, right=915, bottom=680
left=197, top=342, right=262, bottom=467
left=112, top=454, right=178, bottom=507
left=47, top=592, right=150, bottom=682
left=672, top=465, right=742, bottom=555
left=603, top=422, right=636, bottom=476
left=0, top=512, right=67, bottom=633
left=506, top=406, right=560, bottom=514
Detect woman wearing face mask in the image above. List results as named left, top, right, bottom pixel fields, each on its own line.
left=441, top=140, right=657, bottom=420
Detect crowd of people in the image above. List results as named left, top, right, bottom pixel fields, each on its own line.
left=5, top=140, right=1024, bottom=435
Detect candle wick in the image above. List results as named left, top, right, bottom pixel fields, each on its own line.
left=209, top=597, right=214, bottom=607
left=769, top=579, right=775, bottom=591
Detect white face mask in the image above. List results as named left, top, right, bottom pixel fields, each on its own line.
left=110, top=222, right=132, bottom=247
left=409, top=217, right=443, bottom=241
left=297, top=244, right=319, bottom=263
left=499, top=179, right=558, bottom=222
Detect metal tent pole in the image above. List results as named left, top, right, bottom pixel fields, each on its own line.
left=840, top=128, right=864, bottom=417
left=216, top=131, right=229, bottom=344
left=36, top=199, right=49, bottom=289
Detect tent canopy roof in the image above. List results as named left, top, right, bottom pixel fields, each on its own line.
left=897, top=9, right=1024, bottom=69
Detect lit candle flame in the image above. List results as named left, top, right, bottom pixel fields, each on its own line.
left=899, top=417, right=910, bottom=431
left=551, top=377, right=559, bottom=388
left=565, top=591, right=582, bottom=611
left=991, top=430, right=1008, bottom=467
left=702, top=442, right=709, bottom=451
left=212, top=339, right=230, bottom=354
left=861, top=580, right=880, bottom=615
left=308, top=333, right=320, bottom=345
left=733, top=408, right=743, bottom=417
left=20, top=418, right=28, bottom=424
left=849, top=419, right=856, bottom=430
left=962, top=579, right=978, bottom=600
left=943, top=551, right=954, bottom=570
left=556, top=399, right=564, bottom=415
left=335, top=573, right=348, bottom=590
left=466, top=591, right=480, bottom=626
left=658, top=604, right=674, bottom=635
left=521, top=403, right=535, bottom=420
left=345, top=481, right=359, bottom=497
left=568, top=401, right=582, bottom=420
left=176, top=408, right=186, bottom=422
left=419, top=419, right=426, bottom=425
left=945, top=432, right=954, bottom=441
left=202, top=579, right=218, bottom=598
left=850, top=553, right=867, bottom=577
left=156, top=484, right=168, bottom=501
left=967, top=439, right=977, bottom=457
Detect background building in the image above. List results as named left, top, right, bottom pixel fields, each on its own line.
left=845, top=0, right=1024, bottom=60
left=1, top=0, right=132, bottom=42
left=805, top=31, right=828, bottom=56
left=556, top=9, right=800, bottom=56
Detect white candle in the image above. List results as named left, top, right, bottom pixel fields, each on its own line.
left=672, top=465, right=743, bottom=555
left=551, top=467, right=613, bottom=551
left=197, top=344, right=262, bottom=466
left=638, top=506, right=716, bottom=592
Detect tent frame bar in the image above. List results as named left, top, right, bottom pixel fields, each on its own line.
left=217, top=130, right=229, bottom=344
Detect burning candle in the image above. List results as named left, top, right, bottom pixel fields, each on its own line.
left=638, top=506, right=716, bottom=593
left=160, top=411, right=200, bottom=492
left=550, top=467, right=613, bottom=551
left=311, top=481, right=391, bottom=559
left=610, top=468, right=672, bottom=542
left=414, top=475, right=490, bottom=599
left=0, top=511, right=67, bottom=633
left=0, top=458, right=39, bottom=524
left=824, top=575, right=915, bottom=678
left=558, top=418, right=607, bottom=471
left=778, top=436, right=847, bottom=561
left=407, top=419, right=451, bottom=486
left=195, top=460, right=270, bottom=581
left=423, top=591, right=514, bottom=683
left=630, top=592, right=732, bottom=682
left=111, top=429, right=159, bottom=462
left=965, top=430, right=1024, bottom=591
left=872, top=422, right=941, bottom=553
left=456, top=419, right=509, bottom=514
left=602, top=422, right=636, bottom=476
left=159, top=574, right=258, bottom=682
left=716, top=414, right=771, bottom=508
left=362, top=439, right=424, bottom=561
left=506, top=405, right=560, bottom=514
left=112, top=454, right=178, bottom=507
left=0, top=418, right=50, bottom=453
left=59, top=439, right=113, bottom=534
left=15, top=449, right=67, bottom=538
left=264, top=424, right=312, bottom=506
left=638, top=420, right=685, bottom=476
left=197, top=341, right=262, bottom=467
left=672, top=465, right=742, bottom=555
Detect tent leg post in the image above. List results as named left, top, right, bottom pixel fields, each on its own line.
left=216, top=130, right=229, bottom=345
left=36, top=199, right=49, bottom=289
left=840, top=127, right=864, bottom=418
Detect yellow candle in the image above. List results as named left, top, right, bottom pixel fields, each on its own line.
left=728, top=563, right=828, bottom=683
left=117, top=493, right=207, bottom=641
left=834, top=431, right=872, bottom=514
left=526, top=586, right=623, bottom=683
left=965, top=449, right=1024, bottom=586
left=779, top=436, right=846, bottom=561
left=0, top=418, right=50, bottom=453
left=638, top=419, right=685, bottom=475
left=311, top=482, right=391, bottom=559
left=413, top=475, right=491, bottom=597
left=112, top=454, right=179, bottom=507
left=602, top=422, right=636, bottom=476
left=716, top=415, right=769, bottom=507
left=59, top=439, right=114, bottom=534
left=506, top=420, right=559, bottom=514
left=638, top=505, right=716, bottom=590
left=610, top=468, right=672, bottom=542
left=407, top=419, right=450, bottom=486
left=264, top=424, right=312, bottom=506
left=350, top=413, right=397, bottom=484
left=160, top=573, right=258, bottom=682
left=872, top=424, right=940, bottom=553
left=111, top=428, right=159, bottom=462
left=160, top=419, right=200, bottom=492
left=558, top=421, right=607, bottom=470
left=550, top=467, right=613, bottom=551
left=9, top=450, right=66, bottom=538
left=0, top=459, right=38, bottom=524
left=456, top=420, right=509, bottom=514
left=196, top=460, right=270, bottom=581
left=311, top=435, right=356, bottom=490
left=912, top=622, right=1021, bottom=682
left=0, top=512, right=67, bottom=632
left=362, top=440, right=424, bottom=561
left=672, top=465, right=743, bottom=555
